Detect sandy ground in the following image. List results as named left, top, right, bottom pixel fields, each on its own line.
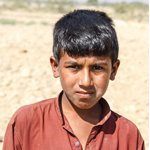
left=0, top=8, right=148, bottom=149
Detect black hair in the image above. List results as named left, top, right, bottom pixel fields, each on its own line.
left=53, top=9, right=119, bottom=63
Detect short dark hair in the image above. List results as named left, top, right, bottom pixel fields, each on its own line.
left=53, top=9, right=119, bottom=63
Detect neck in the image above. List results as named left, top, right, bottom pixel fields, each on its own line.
left=62, top=92, right=102, bottom=125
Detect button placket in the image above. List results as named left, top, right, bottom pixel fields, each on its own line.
left=85, top=126, right=101, bottom=150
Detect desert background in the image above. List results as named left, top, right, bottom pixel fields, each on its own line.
left=0, top=1, right=148, bottom=149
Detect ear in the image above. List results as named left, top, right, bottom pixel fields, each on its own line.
left=50, top=56, right=59, bottom=78
left=110, top=59, right=120, bottom=80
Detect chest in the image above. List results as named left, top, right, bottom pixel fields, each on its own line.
left=22, top=119, right=136, bottom=150
left=71, top=122, right=95, bottom=149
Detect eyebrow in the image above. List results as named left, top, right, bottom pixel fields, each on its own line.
left=64, top=61, right=109, bottom=66
left=64, top=61, right=77, bottom=65
left=93, top=62, right=109, bottom=66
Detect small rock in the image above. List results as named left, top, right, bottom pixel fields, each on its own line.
left=0, top=136, right=3, bottom=142
left=21, top=49, right=28, bottom=53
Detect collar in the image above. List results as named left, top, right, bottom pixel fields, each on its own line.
left=55, top=91, right=111, bottom=126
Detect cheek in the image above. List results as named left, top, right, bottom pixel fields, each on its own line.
left=59, top=71, right=77, bottom=89
left=95, top=75, right=110, bottom=90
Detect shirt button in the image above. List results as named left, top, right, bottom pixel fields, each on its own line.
left=74, top=141, right=80, bottom=147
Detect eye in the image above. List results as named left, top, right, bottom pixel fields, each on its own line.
left=91, top=64, right=103, bottom=71
left=66, top=65, right=81, bottom=70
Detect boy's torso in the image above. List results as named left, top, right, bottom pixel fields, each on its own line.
left=3, top=93, right=144, bottom=150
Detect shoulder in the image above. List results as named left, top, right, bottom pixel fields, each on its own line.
left=111, top=111, right=144, bottom=142
left=3, top=98, right=57, bottom=149
left=110, top=111, right=145, bottom=148
left=112, top=111, right=137, bottom=129
left=104, top=110, right=141, bottom=136
left=111, top=111, right=139, bottom=132
left=9, top=97, right=57, bottom=126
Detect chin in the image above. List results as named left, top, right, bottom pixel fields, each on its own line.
left=76, top=103, right=94, bottom=110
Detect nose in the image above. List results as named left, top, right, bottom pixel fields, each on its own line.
left=79, top=69, right=93, bottom=87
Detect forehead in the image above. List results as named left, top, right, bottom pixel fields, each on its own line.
left=60, top=52, right=111, bottom=65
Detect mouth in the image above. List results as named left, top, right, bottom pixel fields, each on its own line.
left=76, top=91, right=95, bottom=98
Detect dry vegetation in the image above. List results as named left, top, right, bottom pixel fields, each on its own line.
left=0, top=3, right=148, bottom=149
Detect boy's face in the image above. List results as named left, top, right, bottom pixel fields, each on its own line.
left=50, top=52, right=120, bottom=110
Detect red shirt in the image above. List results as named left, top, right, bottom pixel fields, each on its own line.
left=3, top=92, right=145, bottom=150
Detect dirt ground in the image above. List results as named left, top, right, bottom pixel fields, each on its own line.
left=0, top=8, right=148, bottom=149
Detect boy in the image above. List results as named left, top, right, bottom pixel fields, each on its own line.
left=3, top=10, right=144, bottom=150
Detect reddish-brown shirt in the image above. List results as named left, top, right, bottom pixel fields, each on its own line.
left=3, top=92, right=145, bottom=150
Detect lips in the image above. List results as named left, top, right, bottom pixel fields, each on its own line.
left=76, top=91, right=94, bottom=94
left=76, top=90, right=94, bottom=98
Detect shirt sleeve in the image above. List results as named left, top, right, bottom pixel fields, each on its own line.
left=2, top=106, right=29, bottom=150
left=2, top=121, right=22, bottom=150
left=137, top=130, right=145, bottom=150
left=128, top=121, right=145, bottom=150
